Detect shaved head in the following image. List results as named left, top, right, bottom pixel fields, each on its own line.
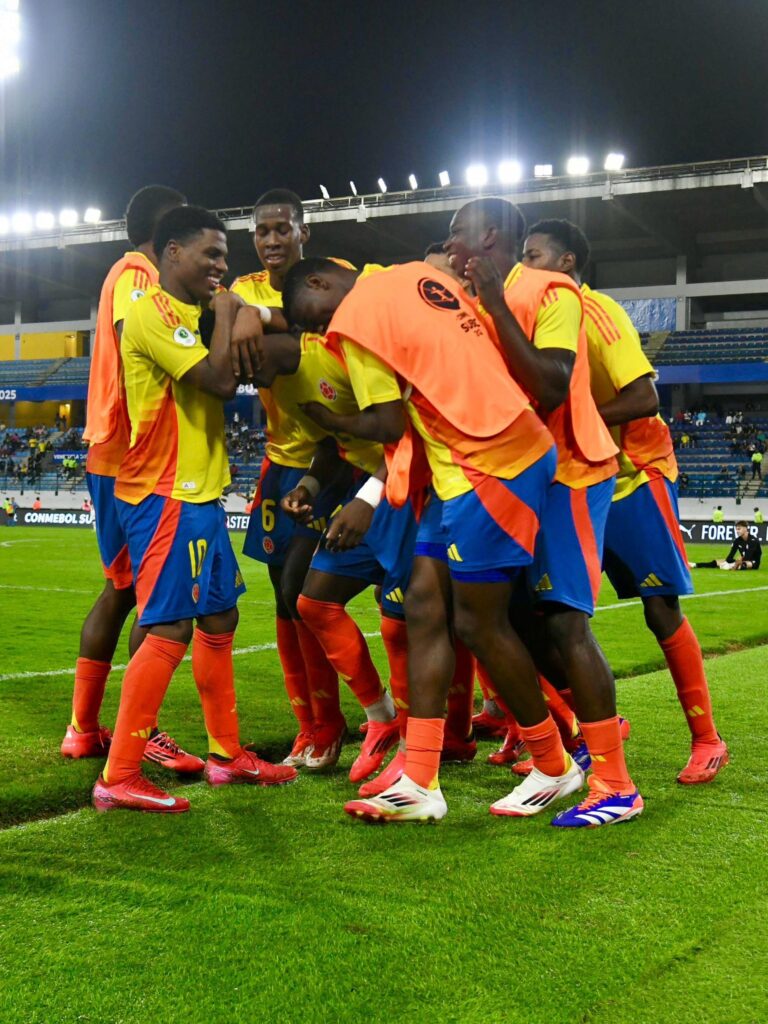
left=445, top=197, right=526, bottom=278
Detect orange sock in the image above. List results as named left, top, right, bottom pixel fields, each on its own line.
left=192, top=629, right=242, bottom=759
left=275, top=616, right=313, bottom=728
left=297, top=595, right=383, bottom=709
left=580, top=717, right=634, bottom=793
left=660, top=618, right=719, bottom=744
left=539, top=675, right=580, bottom=745
left=476, top=661, right=496, bottom=702
left=405, top=717, right=444, bottom=789
left=71, top=657, right=111, bottom=733
left=380, top=614, right=409, bottom=737
left=294, top=618, right=342, bottom=724
left=518, top=715, right=569, bottom=777
left=446, top=639, right=475, bottom=740
left=559, top=688, right=576, bottom=712
left=103, top=634, right=186, bottom=784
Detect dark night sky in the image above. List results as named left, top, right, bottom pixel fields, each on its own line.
left=2, top=0, right=767, bottom=217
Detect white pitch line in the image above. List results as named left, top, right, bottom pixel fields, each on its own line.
left=0, top=632, right=382, bottom=684
left=0, top=583, right=93, bottom=595
left=596, top=583, right=768, bottom=612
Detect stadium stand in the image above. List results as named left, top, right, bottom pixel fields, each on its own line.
left=654, top=327, right=768, bottom=365
left=672, top=413, right=768, bottom=499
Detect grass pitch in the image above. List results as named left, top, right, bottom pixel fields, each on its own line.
left=0, top=527, right=766, bottom=1024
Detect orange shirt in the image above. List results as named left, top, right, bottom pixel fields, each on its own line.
left=85, top=251, right=157, bottom=476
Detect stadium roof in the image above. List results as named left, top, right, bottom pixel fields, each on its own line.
left=3, top=155, right=768, bottom=323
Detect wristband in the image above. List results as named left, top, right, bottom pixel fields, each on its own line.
left=297, top=475, right=321, bottom=498
left=255, top=304, right=272, bottom=325
left=356, top=475, right=385, bottom=509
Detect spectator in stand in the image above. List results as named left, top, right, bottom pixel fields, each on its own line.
left=33, top=496, right=42, bottom=511
left=691, top=521, right=761, bottom=570
left=754, top=507, right=764, bottom=526
left=752, top=450, right=763, bottom=479
left=712, top=506, right=724, bottom=524
left=680, top=432, right=690, bottom=448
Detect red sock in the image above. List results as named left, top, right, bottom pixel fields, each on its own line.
left=580, top=717, right=634, bottom=793
left=380, top=615, right=409, bottom=738
left=104, top=635, right=186, bottom=784
left=539, top=675, right=580, bottom=744
left=405, top=717, right=445, bottom=789
left=559, top=688, right=577, bottom=713
left=192, top=629, right=242, bottom=759
left=446, top=639, right=475, bottom=740
left=297, top=595, right=383, bottom=709
left=71, top=657, right=111, bottom=733
left=476, top=661, right=496, bottom=702
left=275, top=616, right=313, bottom=728
left=519, top=715, right=569, bottom=777
left=660, top=618, right=719, bottom=744
left=294, top=619, right=342, bottom=724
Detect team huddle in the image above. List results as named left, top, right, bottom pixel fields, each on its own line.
left=59, top=185, right=729, bottom=828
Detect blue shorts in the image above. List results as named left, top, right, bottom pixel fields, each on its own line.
left=117, top=496, right=246, bottom=627
left=310, top=487, right=417, bottom=618
left=603, top=476, right=693, bottom=599
left=242, top=457, right=340, bottom=567
left=435, top=448, right=557, bottom=583
left=86, top=472, right=133, bottom=590
left=525, top=476, right=615, bottom=616
left=414, top=489, right=449, bottom=562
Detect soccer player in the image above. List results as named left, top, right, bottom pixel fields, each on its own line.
left=446, top=198, right=643, bottom=828
left=232, top=189, right=346, bottom=768
left=692, top=520, right=760, bottom=571
left=61, top=185, right=203, bottom=774
left=282, top=257, right=585, bottom=824
left=91, top=206, right=296, bottom=813
left=521, top=218, right=728, bottom=784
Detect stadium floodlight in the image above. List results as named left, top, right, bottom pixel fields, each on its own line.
left=349, top=180, right=358, bottom=196
left=83, top=207, right=101, bottom=224
left=497, top=159, right=522, bottom=185
left=465, top=163, right=489, bottom=188
left=0, top=1, right=21, bottom=80
left=604, top=152, right=625, bottom=172
left=35, top=211, right=55, bottom=231
left=0, top=214, right=9, bottom=235
left=377, top=177, right=387, bottom=193
left=58, top=208, right=78, bottom=227
left=319, top=185, right=330, bottom=200
left=11, top=211, right=32, bottom=233
left=438, top=170, right=450, bottom=187
left=534, top=163, right=553, bottom=178
left=408, top=174, right=418, bottom=190
left=566, top=155, right=590, bottom=176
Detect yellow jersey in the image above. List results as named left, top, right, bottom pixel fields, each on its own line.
left=582, top=284, right=677, bottom=501
left=116, top=286, right=230, bottom=505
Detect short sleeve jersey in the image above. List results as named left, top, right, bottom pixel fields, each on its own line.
left=115, top=285, right=230, bottom=505
left=582, top=284, right=677, bottom=501
left=85, top=251, right=157, bottom=476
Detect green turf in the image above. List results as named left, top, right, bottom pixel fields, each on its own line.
left=0, top=527, right=766, bottom=1024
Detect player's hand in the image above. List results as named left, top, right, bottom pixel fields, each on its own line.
left=464, top=257, right=505, bottom=312
left=229, top=305, right=264, bottom=381
left=324, top=498, right=374, bottom=551
left=300, top=401, right=345, bottom=433
left=281, top=485, right=315, bottom=524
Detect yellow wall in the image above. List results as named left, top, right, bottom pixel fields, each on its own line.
left=20, top=332, right=84, bottom=359
left=0, top=335, right=15, bottom=360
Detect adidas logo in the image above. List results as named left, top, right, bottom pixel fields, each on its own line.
left=640, top=573, right=665, bottom=588
left=130, top=726, right=153, bottom=740
left=534, top=573, right=553, bottom=592
left=447, top=543, right=463, bottom=562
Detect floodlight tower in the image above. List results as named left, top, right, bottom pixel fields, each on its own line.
left=0, top=0, right=21, bottom=80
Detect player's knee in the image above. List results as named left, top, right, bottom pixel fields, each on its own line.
left=151, top=620, right=193, bottom=645
left=643, top=595, right=681, bottom=640
left=544, top=607, right=590, bottom=653
left=296, top=592, right=328, bottom=628
left=404, top=581, right=445, bottom=635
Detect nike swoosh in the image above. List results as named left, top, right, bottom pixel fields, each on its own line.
left=127, top=791, right=177, bottom=806
left=239, top=768, right=261, bottom=777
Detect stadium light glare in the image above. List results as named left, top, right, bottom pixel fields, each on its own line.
left=438, top=170, right=450, bottom=187
left=465, top=163, right=488, bottom=188
left=35, top=211, right=55, bottom=231
left=319, top=185, right=330, bottom=200
left=534, top=163, right=553, bottom=178
left=58, top=208, right=78, bottom=227
left=349, top=180, right=358, bottom=196
left=377, top=177, right=387, bottom=193
left=83, top=207, right=101, bottom=224
left=0, top=215, right=9, bottom=235
left=497, top=159, right=522, bottom=185
left=11, top=211, right=32, bottom=233
left=604, top=152, right=625, bottom=172
left=566, top=156, right=590, bottom=176
left=0, top=2, right=21, bottom=80
left=408, top=174, right=418, bottom=190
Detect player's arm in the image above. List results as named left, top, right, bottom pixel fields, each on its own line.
left=246, top=333, right=301, bottom=388
left=598, top=374, right=660, bottom=427
left=324, top=459, right=387, bottom=552
left=465, top=257, right=574, bottom=412
left=181, top=292, right=241, bottom=400
left=281, top=438, right=346, bottom=523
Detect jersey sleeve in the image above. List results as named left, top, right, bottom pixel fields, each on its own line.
left=585, top=296, right=654, bottom=390
left=532, top=287, right=582, bottom=353
left=112, top=268, right=149, bottom=326
left=124, top=301, right=207, bottom=382
left=340, top=337, right=402, bottom=410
